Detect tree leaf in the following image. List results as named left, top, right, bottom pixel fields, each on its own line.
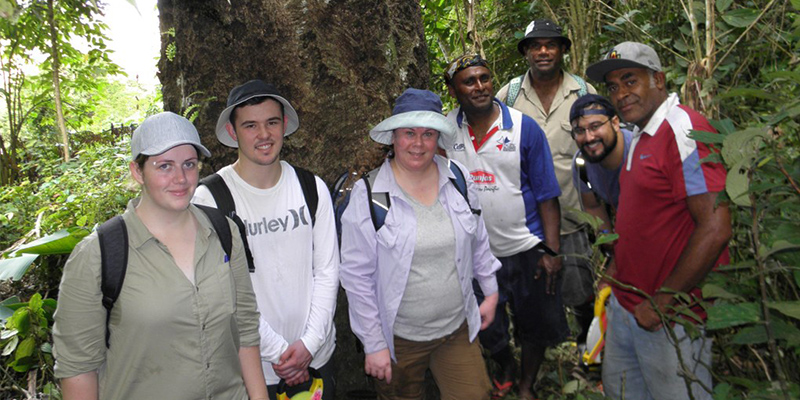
left=2, top=336, right=18, bottom=357
left=791, top=0, right=800, bottom=11
left=732, top=319, right=800, bottom=346
left=14, top=227, right=89, bottom=256
left=707, top=302, right=760, bottom=330
left=768, top=301, right=800, bottom=321
left=716, top=0, right=734, bottom=13
left=726, top=159, right=751, bottom=207
left=14, top=336, right=35, bottom=361
left=722, top=8, right=760, bottom=28
left=0, top=329, right=18, bottom=340
left=689, top=129, right=725, bottom=144
left=702, top=283, right=742, bottom=301
left=761, top=240, right=800, bottom=260
left=716, top=88, right=780, bottom=101
left=0, top=254, right=38, bottom=282
left=594, top=233, right=619, bottom=246
left=721, top=128, right=767, bottom=166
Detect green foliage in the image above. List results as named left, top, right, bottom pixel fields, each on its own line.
left=0, top=293, right=58, bottom=398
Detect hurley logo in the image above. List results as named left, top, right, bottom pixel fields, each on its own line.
left=242, top=206, right=310, bottom=237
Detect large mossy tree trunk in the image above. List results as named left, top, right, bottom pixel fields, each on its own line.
left=157, top=0, right=430, bottom=184
left=157, top=1, right=430, bottom=397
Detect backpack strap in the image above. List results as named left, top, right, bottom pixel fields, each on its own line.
left=506, top=74, right=524, bottom=107
left=362, top=167, right=390, bottom=231
left=447, top=160, right=480, bottom=216
left=294, top=166, right=318, bottom=227
left=198, top=174, right=255, bottom=273
left=199, top=174, right=236, bottom=217
left=569, top=72, right=589, bottom=97
left=98, top=215, right=128, bottom=348
left=195, top=204, right=233, bottom=263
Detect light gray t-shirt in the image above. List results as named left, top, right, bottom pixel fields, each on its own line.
left=393, top=195, right=465, bottom=341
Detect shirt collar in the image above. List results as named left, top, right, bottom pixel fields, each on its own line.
left=455, top=98, right=513, bottom=131
left=123, top=199, right=213, bottom=249
left=634, top=92, right=680, bottom=137
left=371, top=155, right=457, bottom=196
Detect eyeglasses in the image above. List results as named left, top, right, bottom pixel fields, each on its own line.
left=151, top=160, right=199, bottom=175
left=571, top=118, right=612, bottom=138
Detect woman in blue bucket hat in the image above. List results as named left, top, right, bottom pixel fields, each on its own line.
left=339, top=88, right=501, bottom=399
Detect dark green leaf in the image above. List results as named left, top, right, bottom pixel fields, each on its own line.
left=717, top=88, right=780, bottom=101
left=722, top=8, right=760, bottom=28
left=14, top=336, right=35, bottom=361
left=689, top=130, right=725, bottom=144
left=768, top=301, right=800, bottom=321
left=702, top=284, right=743, bottom=301
left=707, top=302, right=760, bottom=330
left=732, top=318, right=800, bottom=346
left=726, top=159, right=751, bottom=207
left=0, top=254, right=38, bottom=281
left=716, top=0, right=734, bottom=13
left=791, top=0, right=800, bottom=11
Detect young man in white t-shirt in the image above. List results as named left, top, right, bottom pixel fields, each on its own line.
left=193, top=80, right=338, bottom=400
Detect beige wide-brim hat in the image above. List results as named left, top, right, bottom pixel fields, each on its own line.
left=215, top=80, right=299, bottom=148
left=368, top=88, right=456, bottom=149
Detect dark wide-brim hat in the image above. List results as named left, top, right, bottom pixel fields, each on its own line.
left=517, top=19, right=572, bottom=55
left=369, top=88, right=456, bottom=149
left=215, top=80, right=300, bottom=148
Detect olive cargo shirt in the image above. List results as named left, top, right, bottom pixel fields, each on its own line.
left=497, top=71, right=597, bottom=234
left=53, top=201, right=261, bottom=400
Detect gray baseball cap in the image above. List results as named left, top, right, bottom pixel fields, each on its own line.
left=586, top=42, right=662, bottom=82
left=131, top=111, right=211, bottom=160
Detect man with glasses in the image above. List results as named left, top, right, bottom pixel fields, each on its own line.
left=569, top=94, right=632, bottom=274
left=586, top=42, right=730, bottom=400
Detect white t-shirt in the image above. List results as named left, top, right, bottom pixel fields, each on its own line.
left=193, top=161, right=339, bottom=385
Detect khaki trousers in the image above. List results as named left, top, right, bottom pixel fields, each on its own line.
left=374, top=322, right=491, bottom=400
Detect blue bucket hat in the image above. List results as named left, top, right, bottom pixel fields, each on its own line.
left=369, top=88, right=456, bottom=149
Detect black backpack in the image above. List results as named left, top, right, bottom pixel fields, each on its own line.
left=198, top=166, right=319, bottom=273
left=96, top=204, right=235, bottom=348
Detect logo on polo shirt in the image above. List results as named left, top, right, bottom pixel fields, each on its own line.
left=452, top=143, right=466, bottom=152
left=496, top=137, right=516, bottom=152
left=471, top=170, right=496, bottom=184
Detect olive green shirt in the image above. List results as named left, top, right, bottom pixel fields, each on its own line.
left=497, top=71, right=597, bottom=234
left=53, top=200, right=260, bottom=400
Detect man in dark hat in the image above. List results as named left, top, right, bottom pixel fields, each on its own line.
left=585, top=42, right=730, bottom=400
left=497, top=18, right=599, bottom=377
left=444, top=53, right=565, bottom=400
left=193, top=80, right=339, bottom=400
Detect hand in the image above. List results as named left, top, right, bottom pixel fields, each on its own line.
left=273, top=340, right=313, bottom=386
left=479, top=292, right=498, bottom=330
left=535, top=254, right=562, bottom=295
left=365, top=349, right=392, bottom=383
left=633, top=300, right=665, bottom=332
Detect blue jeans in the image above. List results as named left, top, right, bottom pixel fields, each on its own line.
left=603, top=294, right=712, bottom=400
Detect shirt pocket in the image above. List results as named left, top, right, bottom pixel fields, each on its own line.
left=453, top=206, right=477, bottom=236
left=553, top=122, right=579, bottom=159
left=376, top=219, right=400, bottom=249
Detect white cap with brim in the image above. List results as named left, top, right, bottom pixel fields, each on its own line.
left=131, top=111, right=211, bottom=160
left=369, top=111, right=457, bottom=149
left=586, top=41, right=663, bottom=83
left=215, top=80, right=300, bottom=148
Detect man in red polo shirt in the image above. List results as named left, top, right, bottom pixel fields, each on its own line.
left=586, top=42, right=731, bottom=400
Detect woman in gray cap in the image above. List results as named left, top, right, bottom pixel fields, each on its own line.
left=339, top=89, right=501, bottom=399
left=52, top=112, right=268, bottom=400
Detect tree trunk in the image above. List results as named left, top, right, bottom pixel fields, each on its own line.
left=157, top=0, right=429, bottom=184
left=47, top=0, right=70, bottom=162
left=157, top=0, right=430, bottom=396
